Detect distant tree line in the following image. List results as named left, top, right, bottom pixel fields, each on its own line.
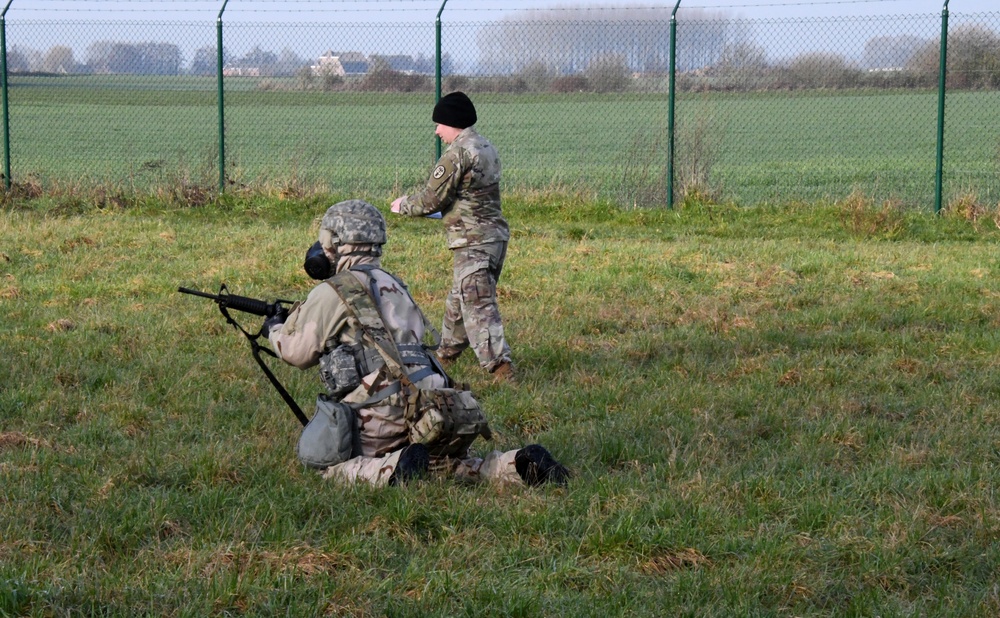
left=681, top=25, right=1000, bottom=93
left=475, top=7, right=741, bottom=76
left=467, top=14, right=1000, bottom=94
left=7, top=42, right=185, bottom=75
left=4, top=21, right=998, bottom=93
left=6, top=41, right=308, bottom=76
left=5, top=41, right=450, bottom=80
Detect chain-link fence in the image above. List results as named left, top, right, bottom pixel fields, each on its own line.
left=674, top=11, right=1000, bottom=208
left=2, top=2, right=998, bottom=209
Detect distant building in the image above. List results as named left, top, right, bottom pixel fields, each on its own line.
left=311, top=51, right=369, bottom=76
left=223, top=66, right=260, bottom=77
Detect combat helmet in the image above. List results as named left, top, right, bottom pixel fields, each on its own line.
left=319, top=199, right=387, bottom=251
left=304, top=200, right=387, bottom=280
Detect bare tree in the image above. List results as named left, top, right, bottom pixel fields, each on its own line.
left=947, top=25, right=1000, bottom=89
left=7, top=45, right=33, bottom=73
left=785, top=52, right=856, bottom=89
left=86, top=41, right=182, bottom=75
left=43, top=45, right=76, bottom=74
left=274, top=48, right=307, bottom=77
left=516, top=60, right=555, bottom=91
left=475, top=7, right=736, bottom=78
left=586, top=53, right=630, bottom=92
left=189, top=45, right=222, bottom=76
left=862, top=34, right=926, bottom=70
left=714, top=41, right=768, bottom=90
left=907, top=25, right=1000, bottom=89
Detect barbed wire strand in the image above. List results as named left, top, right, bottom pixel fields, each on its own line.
left=8, top=0, right=933, bottom=11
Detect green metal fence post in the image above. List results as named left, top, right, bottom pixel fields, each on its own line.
left=217, top=0, right=230, bottom=193
left=934, top=0, right=949, bottom=214
left=1, top=0, right=13, bottom=191
left=666, top=0, right=681, bottom=209
left=435, top=0, right=449, bottom=160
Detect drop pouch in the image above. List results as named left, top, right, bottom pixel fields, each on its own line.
left=296, top=394, right=358, bottom=469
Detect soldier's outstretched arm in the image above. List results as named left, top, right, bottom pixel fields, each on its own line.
left=397, top=151, right=461, bottom=217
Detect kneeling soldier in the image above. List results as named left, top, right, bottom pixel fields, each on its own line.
left=266, top=200, right=568, bottom=487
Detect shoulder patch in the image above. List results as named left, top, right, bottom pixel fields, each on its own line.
left=432, top=165, right=446, bottom=180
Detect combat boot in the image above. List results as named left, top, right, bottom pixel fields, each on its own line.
left=515, top=444, right=570, bottom=486
left=490, top=361, right=517, bottom=384
left=388, top=443, right=430, bottom=486
left=436, top=351, right=459, bottom=369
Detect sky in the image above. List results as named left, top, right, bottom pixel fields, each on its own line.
left=5, top=0, right=996, bottom=71
left=4, top=0, right=997, bottom=22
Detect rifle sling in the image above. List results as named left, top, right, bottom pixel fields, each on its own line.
left=350, top=263, right=443, bottom=353
left=218, top=303, right=309, bottom=428
left=250, top=340, right=309, bottom=427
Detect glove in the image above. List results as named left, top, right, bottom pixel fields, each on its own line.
left=263, top=306, right=289, bottom=336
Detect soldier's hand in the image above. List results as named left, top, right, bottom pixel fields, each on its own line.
left=391, top=196, right=405, bottom=213
left=263, top=306, right=288, bottom=336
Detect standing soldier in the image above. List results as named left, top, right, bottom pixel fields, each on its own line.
left=391, top=91, right=515, bottom=383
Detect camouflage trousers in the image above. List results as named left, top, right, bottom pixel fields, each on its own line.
left=439, top=241, right=512, bottom=371
left=321, top=447, right=522, bottom=487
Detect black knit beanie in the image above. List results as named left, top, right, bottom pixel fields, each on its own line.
left=432, top=91, right=477, bottom=129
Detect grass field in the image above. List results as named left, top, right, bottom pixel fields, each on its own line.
left=7, top=76, right=1000, bottom=207
left=2, top=192, right=1000, bottom=615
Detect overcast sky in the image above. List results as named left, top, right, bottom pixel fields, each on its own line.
left=5, top=0, right=997, bottom=21
left=6, top=0, right=996, bottom=71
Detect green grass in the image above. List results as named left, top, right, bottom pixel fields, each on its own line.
left=7, top=77, right=1000, bottom=207
left=3, top=193, right=1000, bottom=615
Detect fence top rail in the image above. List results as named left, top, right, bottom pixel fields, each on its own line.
left=6, top=0, right=991, bottom=19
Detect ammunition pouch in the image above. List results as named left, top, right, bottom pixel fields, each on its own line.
left=320, top=343, right=434, bottom=398
left=404, top=387, right=492, bottom=458
left=318, top=345, right=361, bottom=398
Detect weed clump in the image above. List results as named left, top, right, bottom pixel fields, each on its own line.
left=0, top=177, right=43, bottom=207
left=943, top=190, right=1000, bottom=230
left=837, top=189, right=907, bottom=239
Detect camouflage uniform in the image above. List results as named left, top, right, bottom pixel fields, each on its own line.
left=269, top=200, right=527, bottom=487
left=398, top=127, right=512, bottom=372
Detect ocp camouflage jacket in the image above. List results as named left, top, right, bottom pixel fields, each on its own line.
left=400, top=127, right=509, bottom=249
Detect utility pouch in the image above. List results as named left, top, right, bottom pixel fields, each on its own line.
left=318, top=345, right=361, bottom=398
left=296, top=394, right=358, bottom=469
left=404, top=387, right=492, bottom=457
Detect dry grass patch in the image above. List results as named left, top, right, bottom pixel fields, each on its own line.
left=156, top=544, right=357, bottom=579
left=777, top=368, right=802, bottom=386
left=838, top=189, right=907, bottom=238
left=753, top=264, right=800, bottom=289
left=638, top=547, right=711, bottom=574
left=2, top=178, right=43, bottom=203
left=0, top=432, right=52, bottom=450
left=60, top=236, right=97, bottom=251
left=46, top=319, right=75, bottom=332
left=678, top=303, right=755, bottom=334
left=943, top=190, right=1000, bottom=229
left=946, top=191, right=985, bottom=221
left=0, top=283, right=20, bottom=299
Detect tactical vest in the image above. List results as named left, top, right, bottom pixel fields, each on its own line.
left=325, top=267, right=492, bottom=457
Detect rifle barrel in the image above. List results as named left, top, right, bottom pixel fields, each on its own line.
left=178, top=286, right=218, bottom=300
